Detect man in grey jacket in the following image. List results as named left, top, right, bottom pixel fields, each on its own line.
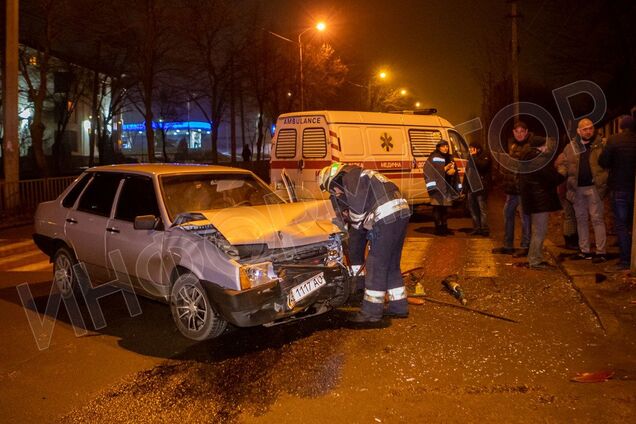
left=555, top=118, right=608, bottom=263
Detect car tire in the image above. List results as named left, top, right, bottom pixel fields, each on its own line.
left=52, top=246, right=80, bottom=299
left=170, top=273, right=227, bottom=341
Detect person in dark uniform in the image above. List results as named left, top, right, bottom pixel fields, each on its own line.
left=424, top=140, right=459, bottom=235
left=318, top=162, right=411, bottom=323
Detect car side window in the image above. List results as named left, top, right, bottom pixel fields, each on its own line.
left=77, top=173, right=122, bottom=217
left=115, top=176, right=160, bottom=222
left=62, top=173, right=91, bottom=208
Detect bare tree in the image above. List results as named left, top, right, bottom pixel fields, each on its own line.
left=51, top=63, right=90, bottom=174
left=181, top=0, right=246, bottom=164
left=118, top=0, right=176, bottom=163
left=18, top=0, right=71, bottom=176
left=302, top=43, right=348, bottom=110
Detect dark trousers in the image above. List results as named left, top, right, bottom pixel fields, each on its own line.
left=612, top=191, right=634, bottom=266
left=432, top=205, right=448, bottom=228
left=468, top=192, right=489, bottom=230
left=361, top=215, right=409, bottom=318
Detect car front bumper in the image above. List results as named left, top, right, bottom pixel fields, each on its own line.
left=203, top=263, right=350, bottom=327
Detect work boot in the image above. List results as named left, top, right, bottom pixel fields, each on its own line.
left=564, top=234, right=579, bottom=250
left=442, top=225, right=454, bottom=235
left=491, top=246, right=515, bottom=254
left=434, top=224, right=446, bottom=236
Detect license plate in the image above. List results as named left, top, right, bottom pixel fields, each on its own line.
left=288, top=272, right=327, bottom=306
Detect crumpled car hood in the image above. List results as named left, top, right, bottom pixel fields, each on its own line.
left=193, top=200, right=338, bottom=248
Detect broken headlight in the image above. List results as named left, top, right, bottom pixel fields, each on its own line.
left=239, top=262, right=276, bottom=289
left=325, top=233, right=345, bottom=266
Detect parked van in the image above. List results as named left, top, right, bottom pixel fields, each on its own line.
left=270, top=110, right=470, bottom=204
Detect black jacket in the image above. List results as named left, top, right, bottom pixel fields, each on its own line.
left=331, top=166, right=407, bottom=228
left=466, top=149, right=491, bottom=194
left=424, top=149, right=459, bottom=206
left=519, top=147, right=565, bottom=214
left=500, top=136, right=529, bottom=194
left=598, top=129, right=636, bottom=192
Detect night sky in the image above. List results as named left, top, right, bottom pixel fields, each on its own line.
left=268, top=0, right=633, bottom=125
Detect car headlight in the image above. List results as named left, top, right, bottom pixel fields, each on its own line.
left=325, top=233, right=345, bottom=266
left=239, top=262, right=275, bottom=289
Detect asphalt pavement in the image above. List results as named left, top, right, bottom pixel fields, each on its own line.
left=0, top=196, right=634, bottom=423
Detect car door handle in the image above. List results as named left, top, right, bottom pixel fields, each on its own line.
left=66, top=218, right=78, bottom=224
left=106, top=227, right=120, bottom=233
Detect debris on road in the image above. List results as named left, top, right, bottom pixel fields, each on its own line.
left=407, top=297, right=425, bottom=306
left=570, top=370, right=615, bottom=383
left=442, top=274, right=467, bottom=305
left=421, top=296, right=519, bottom=324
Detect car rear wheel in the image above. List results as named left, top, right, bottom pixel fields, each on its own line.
left=170, top=273, right=227, bottom=341
left=53, top=246, right=79, bottom=298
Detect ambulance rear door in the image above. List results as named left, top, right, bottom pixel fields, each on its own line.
left=299, top=117, right=331, bottom=200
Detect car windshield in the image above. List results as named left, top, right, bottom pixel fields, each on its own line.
left=160, top=173, right=284, bottom=220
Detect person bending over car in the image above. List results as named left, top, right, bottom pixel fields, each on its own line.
left=318, top=162, right=411, bottom=324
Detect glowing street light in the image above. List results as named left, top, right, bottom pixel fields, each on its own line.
left=400, top=89, right=408, bottom=96
left=415, top=101, right=421, bottom=108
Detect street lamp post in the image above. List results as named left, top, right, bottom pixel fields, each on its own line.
left=266, top=22, right=325, bottom=111
left=299, top=21, right=325, bottom=111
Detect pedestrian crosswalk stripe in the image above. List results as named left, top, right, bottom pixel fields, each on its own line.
left=0, top=249, right=45, bottom=267
left=465, top=238, right=498, bottom=277
left=8, top=260, right=52, bottom=272
left=0, top=239, right=34, bottom=255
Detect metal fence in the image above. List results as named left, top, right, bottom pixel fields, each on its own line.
left=0, top=176, right=77, bottom=229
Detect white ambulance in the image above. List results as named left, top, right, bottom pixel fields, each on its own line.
left=270, top=110, right=470, bottom=204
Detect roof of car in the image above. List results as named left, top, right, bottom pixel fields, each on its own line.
left=86, top=163, right=252, bottom=176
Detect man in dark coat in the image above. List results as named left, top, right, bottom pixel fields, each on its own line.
left=424, top=140, right=459, bottom=235
left=318, top=163, right=411, bottom=323
left=492, top=121, right=532, bottom=255
left=519, top=137, right=565, bottom=269
left=598, top=115, right=636, bottom=271
left=465, top=141, right=492, bottom=236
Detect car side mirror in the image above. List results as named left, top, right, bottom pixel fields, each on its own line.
left=134, top=215, right=158, bottom=230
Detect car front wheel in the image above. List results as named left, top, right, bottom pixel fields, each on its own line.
left=170, top=273, right=227, bottom=341
left=53, top=246, right=79, bottom=298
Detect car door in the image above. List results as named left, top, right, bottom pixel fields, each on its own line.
left=65, top=172, right=123, bottom=284
left=106, top=175, right=167, bottom=298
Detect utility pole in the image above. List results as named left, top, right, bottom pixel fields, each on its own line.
left=3, top=0, right=20, bottom=209
left=509, top=0, right=521, bottom=120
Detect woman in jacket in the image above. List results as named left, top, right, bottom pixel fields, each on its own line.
left=424, top=140, right=459, bottom=235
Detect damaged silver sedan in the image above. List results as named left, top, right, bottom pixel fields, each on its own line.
left=33, top=164, right=350, bottom=340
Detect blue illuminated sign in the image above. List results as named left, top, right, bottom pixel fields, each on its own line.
left=122, top=121, right=212, bottom=131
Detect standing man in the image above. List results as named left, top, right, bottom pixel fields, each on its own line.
left=241, top=143, right=252, bottom=162
left=599, top=115, right=636, bottom=271
left=555, top=118, right=608, bottom=262
left=424, top=140, right=459, bottom=236
left=492, top=121, right=532, bottom=255
left=318, top=163, right=411, bottom=323
left=519, top=137, right=565, bottom=269
left=466, top=141, right=492, bottom=236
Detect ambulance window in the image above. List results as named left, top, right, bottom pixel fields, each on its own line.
left=409, top=129, right=441, bottom=157
left=448, top=130, right=470, bottom=159
left=302, top=128, right=327, bottom=158
left=275, top=128, right=297, bottom=158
